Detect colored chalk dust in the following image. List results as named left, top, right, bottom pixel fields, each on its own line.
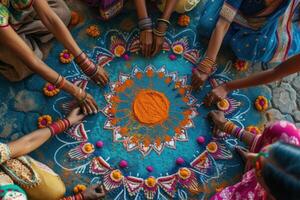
left=50, top=29, right=254, bottom=200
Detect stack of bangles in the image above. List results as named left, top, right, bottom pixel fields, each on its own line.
left=196, top=57, right=216, bottom=75
left=75, top=52, right=98, bottom=79
left=53, top=74, right=66, bottom=89
left=61, top=193, right=84, bottom=200
left=153, top=18, right=170, bottom=37
left=138, top=17, right=152, bottom=31
left=47, top=118, right=71, bottom=137
left=223, top=120, right=259, bottom=146
left=223, top=120, right=245, bottom=140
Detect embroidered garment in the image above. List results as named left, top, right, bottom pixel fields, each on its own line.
left=0, top=0, right=71, bottom=82
left=84, top=0, right=125, bottom=20
left=0, top=142, right=66, bottom=200
left=197, top=0, right=300, bottom=63
left=0, top=0, right=34, bottom=27
left=0, top=184, right=27, bottom=200
left=210, top=121, right=300, bottom=200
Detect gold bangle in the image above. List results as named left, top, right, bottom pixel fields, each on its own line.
left=157, top=18, right=170, bottom=25
left=153, top=28, right=166, bottom=37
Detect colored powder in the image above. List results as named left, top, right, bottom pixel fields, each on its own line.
left=133, top=89, right=170, bottom=125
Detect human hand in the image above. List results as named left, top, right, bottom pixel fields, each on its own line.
left=140, top=30, right=153, bottom=57
left=235, top=146, right=256, bottom=163
left=151, top=35, right=164, bottom=57
left=91, top=65, right=109, bottom=87
left=66, top=107, right=86, bottom=126
left=208, top=110, right=227, bottom=130
left=74, top=89, right=99, bottom=115
left=205, top=84, right=230, bottom=106
left=191, top=68, right=209, bottom=91
left=82, top=185, right=106, bottom=200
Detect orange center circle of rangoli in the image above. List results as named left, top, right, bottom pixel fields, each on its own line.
left=133, top=89, right=170, bottom=125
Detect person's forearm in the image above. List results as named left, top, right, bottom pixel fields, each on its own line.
left=206, top=18, right=230, bottom=61
left=225, top=54, right=300, bottom=91
left=134, top=0, right=148, bottom=19
left=0, top=27, right=78, bottom=97
left=8, top=128, right=52, bottom=158
left=33, top=1, right=81, bottom=57
left=160, top=0, right=178, bottom=20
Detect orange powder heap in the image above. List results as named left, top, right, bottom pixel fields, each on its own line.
left=133, top=89, right=170, bottom=125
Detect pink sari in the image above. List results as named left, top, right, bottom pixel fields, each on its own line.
left=211, top=121, right=300, bottom=200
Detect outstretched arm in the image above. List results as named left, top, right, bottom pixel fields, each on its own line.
left=151, top=0, right=177, bottom=56
left=134, top=0, right=148, bottom=19
left=33, top=0, right=81, bottom=56
left=134, top=0, right=153, bottom=57
left=8, top=108, right=85, bottom=158
left=191, top=18, right=231, bottom=90
left=226, top=54, right=300, bottom=91
left=160, top=0, right=178, bottom=20
left=206, top=54, right=300, bottom=106
left=33, top=0, right=109, bottom=86
left=0, top=26, right=99, bottom=114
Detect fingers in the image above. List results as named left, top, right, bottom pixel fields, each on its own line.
left=86, top=99, right=98, bottom=114
left=191, top=70, right=201, bottom=91
left=151, top=45, right=160, bottom=57
left=205, top=92, right=214, bottom=107
left=84, top=101, right=93, bottom=115
left=207, top=110, right=216, bottom=119
left=80, top=103, right=88, bottom=115
left=145, top=43, right=151, bottom=57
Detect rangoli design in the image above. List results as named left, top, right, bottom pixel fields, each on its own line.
left=48, top=29, right=252, bottom=200
left=102, top=66, right=198, bottom=156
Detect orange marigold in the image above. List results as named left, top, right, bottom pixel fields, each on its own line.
left=178, top=15, right=190, bottom=27
left=43, top=83, right=60, bottom=97
left=37, top=115, right=52, bottom=129
left=86, top=25, right=101, bottom=38
left=59, top=49, right=74, bottom=64
left=255, top=96, right=268, bottom=112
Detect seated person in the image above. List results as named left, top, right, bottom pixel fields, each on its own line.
left=0, top=108, right=105, bottom=200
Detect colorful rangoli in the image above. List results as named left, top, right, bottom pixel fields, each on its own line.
left=47, top=28, right=255, bottom=200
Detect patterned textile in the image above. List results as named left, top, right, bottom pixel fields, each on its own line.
left=210, top=121, right=300, bottom=200
left=0, top=184, right=27, bottom=200
left=0, top=0, right=33, bottom=27
left=0, top=143, right=10, bottom=164
left=198, top=0, right=300, bottom=63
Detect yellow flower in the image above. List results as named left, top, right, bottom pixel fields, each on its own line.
left=110, top=170, right=123, bottom=182
left=145, top=177, right=156, bottom=188
left=217, top=99, right=230, bottom=111
left=206, top=142, right=218, bottom=153
left=73, top=184, right=87, bottom=194
left=82, top=143, right=95, bottom=154
left=114, top=45, right=126, bottom=57
left=178, top=168, right=191, bottom=180
left=172, top=44, right=184, bottom=55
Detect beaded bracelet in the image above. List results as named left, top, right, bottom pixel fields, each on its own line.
left=48, top=118, right=71, bottom=136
